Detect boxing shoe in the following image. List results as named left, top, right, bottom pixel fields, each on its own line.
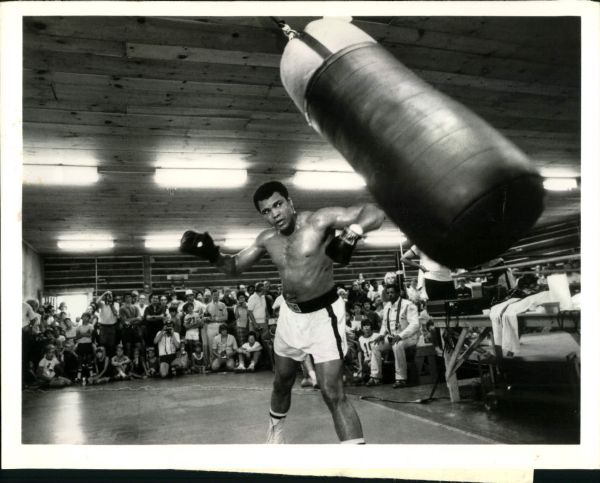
left=235, top=364, right=246, bottom=372
left=300, top=378, right=312, bottom=388
left=247, top=362, right=256, bottom=372
left=180, top=230, right=220, bottom=263
left=266, top=421, right=286, bottom=444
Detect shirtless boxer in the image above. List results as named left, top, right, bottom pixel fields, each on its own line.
left=180, top=181, right=385, bottom=443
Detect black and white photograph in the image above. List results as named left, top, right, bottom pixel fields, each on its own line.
left=2, top=0, right=599, bottom=478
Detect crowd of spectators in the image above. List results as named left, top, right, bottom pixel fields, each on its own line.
left=22, top=257, right=580, bottom=390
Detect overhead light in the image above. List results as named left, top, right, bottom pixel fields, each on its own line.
left=292, top=171, right=366, bottom=190
left=363, top=230, right=407, bottom=247
left=144, top=235, right=181, bottom=250
left=24, top=165, right=99, bottom=185
left=543, top=178, right=578, bottom=191
left=540, top=167, right=579, bottom=178
left=154, top=168, right=247, bottom=188
left=223, top=233, right=259, bottom=249
left=57, top=240, right=114, bottom=251
left=58, top=233, right=113, bottom=241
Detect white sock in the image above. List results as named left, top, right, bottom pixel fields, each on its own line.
left=308, top=370, right=317, bottom=383
left=269, top=410, right=287, bottom=427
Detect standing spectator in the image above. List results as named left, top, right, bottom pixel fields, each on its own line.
left=23, top=299, right=41, bottom=330
left=167, top=306, right=183, bottom=336
left=348, top=303, right=364, bottom=333
left=63, top=318, right=77, bottom=342
left=130, top=347, right=148, bottom=379
left=456, top=278, right=473, bottom=299
left=119, top=293, right=142, bottom=357
left=401, top=245, right=457, bottom=301
left=205, top=289, right=228, bottom=364
left=154, top=320, right=180, bottom=378
left=75, top=312, right=95, bottom=383
left=236, top=331, right=262, bottom=372
left=143, top=294, right=166, bottom=350
left=406, top=278, right=422, bottom=305
left=96, top=291, right=120, bottom=357
left=190, top=343, right=205, bottom=374
left=182, top=302, right=203, bottom=355
left=37, top=344, right=71, bottom=388
left=356, top=321, right=379, bottom=383
left=234, top=292, right=255, bottom=346
left=58, top=302, right=71, bottom=321
left=111, top=344, right=132, bottom=380
left=135, top=292, right=148, bottom=315
left=159, top=295, right=169, bottom=315
left=90, top=346, right=111, bottom=385
left=367, top=284, right=420, bottom=388
left=211, top=324, right=238, bottom=372
left=247, top=282, right=273, bottom=369
left=178, top=289, right=203, bottom=314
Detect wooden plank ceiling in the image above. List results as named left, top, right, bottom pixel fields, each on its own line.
left=22, top=16, right=581, bottom=255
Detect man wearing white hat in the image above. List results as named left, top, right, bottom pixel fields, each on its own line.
left=178, top=289, right=203, bottom=315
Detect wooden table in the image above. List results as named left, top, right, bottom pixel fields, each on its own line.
left=431, top=312, right=580, bottom=402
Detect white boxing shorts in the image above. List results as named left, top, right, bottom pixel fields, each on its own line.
left=274, top=287, right=347, bottom=364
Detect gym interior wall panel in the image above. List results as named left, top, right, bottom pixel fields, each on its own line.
left=22, top=242, right=44, bottom=301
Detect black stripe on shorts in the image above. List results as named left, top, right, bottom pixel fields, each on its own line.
left=325, top=305, right=344, bottom=360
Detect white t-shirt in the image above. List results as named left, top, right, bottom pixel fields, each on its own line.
left=358, top=332, right=379, bottom=362
left=247, top=293, right=267, bottom=324
left=38, top=356, right=60, bottom=378
left=98, top=300, right=120, bottom=325
left=240, top=341, right=262, bottom=353
left=178, top=299, right=204, bottom=315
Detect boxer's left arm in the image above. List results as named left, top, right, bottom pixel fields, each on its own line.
left=312, top=203, right=385, bottom=265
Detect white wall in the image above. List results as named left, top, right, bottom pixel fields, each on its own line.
left=22, top=241, right=44, bottom=302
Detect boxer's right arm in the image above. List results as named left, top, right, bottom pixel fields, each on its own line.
left=180, top=230, right=267, bottom=275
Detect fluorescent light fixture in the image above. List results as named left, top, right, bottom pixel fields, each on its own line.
left=58, top=233, right=113, bottom=241
left=155, top=154, right=249, bottom=169
left=223, top=232, right=259, bottom=249
left=57, top=240, right=114, bottom=251
left=543, top=178, right=578, bottom=191
left=154, top=168, right=247, bottom=188
left=292, top=171, right=366, bottom=190
left=144, top=235, right=181, bottom=250
left=296, top=158, right=354, bottom=172
left=540, top=167, right=579, bottom=178
left=363, top=230, right=407, bottom=247
left=24, top=165, right=99, bottom=185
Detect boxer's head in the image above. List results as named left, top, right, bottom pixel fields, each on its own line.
left=253, top=181, right=296, bottom=235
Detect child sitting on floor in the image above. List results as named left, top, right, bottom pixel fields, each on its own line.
left=89, top=346, right=111, bottom=385
left=111, top=344, right=131, bottom=380
left=190, top=343, right=205, bottom=374
left=130, top=347, right=148, bottom=379
left=171, top=344, right=189, bottom=376
left=146, top=346, right=159, bottom=377
left=37, top=344, right=72, bottom=388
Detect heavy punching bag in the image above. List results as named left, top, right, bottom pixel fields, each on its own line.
left=279, top=18, right=545, bottom=268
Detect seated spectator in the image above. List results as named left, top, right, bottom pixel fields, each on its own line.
left=37, top=344, right=71, bottom=388
left=171, top=345, right=189, bottom=376
left=234, top=292, right=255, bottom=347
left=182, top=302, right=202, bottom=355
left=190, top=343, right=205, bottom=374
left=348, top=303, right=364, bottom=333
left=111, top=344, right=132, bottom=380
left=211, top=324, right=238, bottom=372
left=154, top=320, right=180, bottom=378
left=90, top=346, right=111, bottom=385
left=356, top=321, right=379, bottom=384
left=130, top=347, right=148, bottom=379
left=367, top=284, right=420, bottom=388
left=236, top=331, right=262, bottom=372
left=362, top=300, right=382, bottom=332
left=146, top=347, right=159, bottom=377
left=456, top=278, right=473, bottom=299
left=60, top=339, right=80, bottom=381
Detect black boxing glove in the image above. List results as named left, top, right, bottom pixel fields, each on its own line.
left=180, top=230, right=220, bottom=263
left=325, top=224, right=363, bottom=266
